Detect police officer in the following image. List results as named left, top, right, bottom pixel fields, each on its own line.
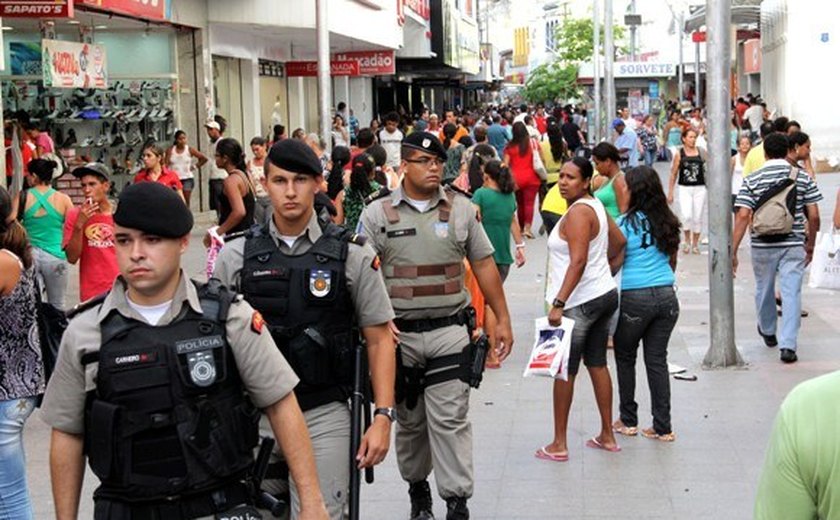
left=213, top=138, right=396, bottom=520
left=41, top=182, right=329, bottom=520
left=359, top=133, right=514, bottom=520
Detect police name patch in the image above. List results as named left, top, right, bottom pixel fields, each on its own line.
left=175, top=335, right=225, bottom=355
left=113, top=351, right=157, bottom=366
left=309, top=270, right=332, bottom=297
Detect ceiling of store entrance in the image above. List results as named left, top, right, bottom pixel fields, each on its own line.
left=2, top=14, right=169, bottom=32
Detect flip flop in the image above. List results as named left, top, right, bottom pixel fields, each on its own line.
left=535, top=446, right=569, bottom=462
left=585, top=437, right=621, bottom=453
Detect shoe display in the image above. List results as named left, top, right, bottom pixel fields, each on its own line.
left=60, top=129, right=77, bottom=148
left=445, top=497, right=469, bottom=520
left=409, top=480, right=434, bottom=520
left=780, top=349, right=798, bottom=363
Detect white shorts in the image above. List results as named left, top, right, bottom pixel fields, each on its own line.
left=679, top=185, right=707, bottom=233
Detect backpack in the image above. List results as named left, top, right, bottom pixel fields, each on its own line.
left=751, top=168, right=799, bottom=239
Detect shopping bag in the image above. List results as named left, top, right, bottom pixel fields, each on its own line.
left=205, top=226, right=225, bottom=279
left=531, top=138, right=548, bottom=181
left=523, top=316, right=575, bottom=381
left=808, top=230, right=840, bottom=290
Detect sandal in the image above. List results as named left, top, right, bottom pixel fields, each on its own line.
left=682, top=243, right=690, bottom=254
left=612, top=420, right=638, bottom=437
left=641, top=428, right=676, bottom=442
left=535, top=446, right=569, bottom=462
left=691, top=245, right=701, bottom=255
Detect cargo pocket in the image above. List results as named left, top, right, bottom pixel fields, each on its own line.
left=88, top=400, right=120, bottom=480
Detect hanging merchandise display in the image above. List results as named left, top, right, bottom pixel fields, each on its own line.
left=42, top=39, right=108, bottom=89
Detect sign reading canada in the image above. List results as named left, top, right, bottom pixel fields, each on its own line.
left=79, top=0, right=167, bottom=21
left=1, top=0, right=74, bottom=17
left=42, top=39, right=107, bottom=89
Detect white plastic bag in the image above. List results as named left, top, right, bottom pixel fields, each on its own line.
left=808, top=230, right=840, bottom=290
left=206, top=226, right=225, bottom=280
left=523, top=317, right=575, bottom=381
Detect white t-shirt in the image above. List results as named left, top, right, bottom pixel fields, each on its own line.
left=278, top=233, right=304, bottom=248
left=208, top=139, right=228, bottom=180
left=169, top=145, right=194, bottom=180
left=127, top=298, right=173, bottom=326
left=622, top=117, right=638, bottom=131
left=405, top=195, right=431, bottom=213
left=732, top=153, right=745, bottom=195
left=745, top=105, right=764, bottom=132
left=379, top=128, right=404, bottom=168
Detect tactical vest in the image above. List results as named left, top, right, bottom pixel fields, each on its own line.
left=240, top=221, right=357, bottom=412
left=378, top=190, right=468, bottom=318
left=83, top=281, right=259, bottom=503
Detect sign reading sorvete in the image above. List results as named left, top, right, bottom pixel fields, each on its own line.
left=42, top=39, right=107, bottom=89
left=615, top=62, right=676, bottom=78
left=0, top=0, right=74, bottom=17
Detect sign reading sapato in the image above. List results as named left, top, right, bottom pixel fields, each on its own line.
left=1, top=0, right=73, bottom=17
left=334, top=50, right=396, bottom=75
left=615, top=62, right=676, bottom=78
left=43, top=39, right=107, bottom=89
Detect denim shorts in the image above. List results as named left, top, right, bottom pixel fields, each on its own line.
left=180, top=178, right=195, bottom=191
left=564, top=289, right=619, bottom=376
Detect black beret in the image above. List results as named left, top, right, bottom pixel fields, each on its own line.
left=402, top=132, right=447, bottom=161
left=114, top=182, right=193, bottom=237
left=267, top=138, right=323, bottom=177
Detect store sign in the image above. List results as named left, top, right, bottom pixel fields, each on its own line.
left=1, top=0, right=73, bottom=17
left=615, top=62, right=676, bottom=78
left=42, top=39, right=107, bottom=88
left=334, top=50, right=395, bottom=75
left=258, top=59, right=284, bottom=78
left=743, top=39, right=761, bottom=75
left=286, top=60, right=359, bottom=77
left=78, top=0, right=168, bottom=20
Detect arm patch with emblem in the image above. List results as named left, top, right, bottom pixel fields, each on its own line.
left=251, top=311, right=265, bottom=334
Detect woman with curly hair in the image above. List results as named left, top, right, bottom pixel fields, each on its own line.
left=612, top=165, right=682, bottom=443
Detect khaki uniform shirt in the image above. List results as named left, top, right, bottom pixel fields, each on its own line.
left=41, top=272, right=299, bottom=434
left=213, top=211, right=394, bottom=328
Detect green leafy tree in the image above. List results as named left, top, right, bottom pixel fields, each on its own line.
left=553, top=17, right=627, bottom=65
left=523, top=63, right=580, bottom=104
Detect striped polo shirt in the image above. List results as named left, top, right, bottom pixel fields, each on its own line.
left=735, top=159, right=823, bottom=248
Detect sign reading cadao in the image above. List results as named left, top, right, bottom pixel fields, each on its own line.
left=616, top=62, right=676, bottom=78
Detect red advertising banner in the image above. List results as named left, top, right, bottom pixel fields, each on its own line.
left=404, top=0, right=429, bottom=20
left=286, top=61, right=360, bottom=77
left=78, top=0, right=167, bottom=20
left=743, top=39, right=762, bottom=75
left=333, top=50, right=396, bottom=76
left=0, top=0, right=74, bottom=18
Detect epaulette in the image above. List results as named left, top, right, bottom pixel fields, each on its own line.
left=224, top=230, right=247, bottom=242
left=445, top=183, right=472, bottom=199
left=364, top=186, right=392, bottom=205
left=66, top=291, right=109, bottom=320
left=347, top=232, right=368, bottom=247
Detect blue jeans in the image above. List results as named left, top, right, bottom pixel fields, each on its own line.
left=0, top=397, right=36, bottom=519
left=751, top=246, right=806, bottom=350
left=643, top=148, right=657, bottom=167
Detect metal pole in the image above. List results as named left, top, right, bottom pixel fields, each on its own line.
left=604, top=0, right=615, bottom=136
left=678, top=13, right=684, bottom=104
left=702, top=0, right=743, bottom=369
left=316, top=0, right=332, bottom=155
left=630, top=0, right=637, bottom=61
left=593, top=0, right=601, bottom=143
left=694, top=40, right=701, bottom=106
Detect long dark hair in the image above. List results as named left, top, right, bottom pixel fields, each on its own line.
left=546, top=123, right=566, bottom=163
left=509, top=121, right=530, bottom=155
left=442, top=123, right=457, bottom=149
left=216, top=138, right=247, bottom=172
left=350, top=153, right=376, bottom=196
left=0, top=187, right=32, bottom=269
left=468, top=144, right=497, bottom=193
left=624, top=166, right=681, bottom=257
left=328, top=146, right=351, bottom=199
left=483, top=160, right=516, bottom=194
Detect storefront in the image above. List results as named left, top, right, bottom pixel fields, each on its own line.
left=1, top=0, right=207, bottom=206
left=578, top=61, right=678, bottom=116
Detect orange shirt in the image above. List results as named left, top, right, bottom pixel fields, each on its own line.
left=439, top=125, right=468, bottom=144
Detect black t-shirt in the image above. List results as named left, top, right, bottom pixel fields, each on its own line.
left=561, top=122, right=582, bottom=149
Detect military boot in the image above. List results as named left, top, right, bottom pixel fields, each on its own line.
left=408, top=480, right=435, bottom=520
left=445, top=497, right=469, bottom=520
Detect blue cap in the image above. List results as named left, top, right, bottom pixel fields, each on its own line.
left=612, top=118, right=625, bottom=129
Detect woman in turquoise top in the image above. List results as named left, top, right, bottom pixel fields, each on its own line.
left=612, top=165, right=681, bottom=442
left=591, top=142, right=629, bottom=218
left=21, top=159, right=73, bottom=310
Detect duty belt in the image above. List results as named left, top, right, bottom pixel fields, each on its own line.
left=393, top=309, right=471, bottom=333
left=95, top=480, right=251, bottom=519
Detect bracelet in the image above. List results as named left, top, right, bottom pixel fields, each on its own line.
left=515, top=243, right=526, bottom=249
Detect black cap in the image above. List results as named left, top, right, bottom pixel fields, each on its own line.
left=267, top=138, right=323, bottom=177
left=72, top=162, right=110, bottom=182
left=402, top=132, right=447, bottom=161
left=114, top=182, right=193, bottom=238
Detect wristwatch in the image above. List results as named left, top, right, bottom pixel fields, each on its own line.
left=374, top=407, right=397, bottom=423
left=552, top=298, right=566, bottom=309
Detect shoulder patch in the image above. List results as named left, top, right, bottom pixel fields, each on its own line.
left=446, top=184, right=472, bottom=199
left=66, top=292, right=109, bottom=320
left=364, top=186, right=392, bottom=205
left=370, top=255, right=381, bottom=271
left=251, top=311, right=265, bottom=334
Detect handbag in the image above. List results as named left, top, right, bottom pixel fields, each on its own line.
left=808, top=230, right=840, bottom=290
left=34, top=278, right=68, bottom=383
left=530, top=139, right=548, bottom=181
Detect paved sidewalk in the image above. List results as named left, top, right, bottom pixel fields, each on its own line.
left=24, top=170, right=840, bottom=519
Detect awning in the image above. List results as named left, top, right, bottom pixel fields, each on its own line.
left=683, top=2, right=761, bottom=32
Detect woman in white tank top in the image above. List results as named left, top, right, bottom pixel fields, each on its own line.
left=165, top=130, right=209, bottom=207
left=730, top=134, right=751, bottom=209
left=536, top=157, right=626, bottom=463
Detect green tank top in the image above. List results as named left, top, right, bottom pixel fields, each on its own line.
left=23, top=188, right=67, bottom=260
left=594, top=174, right=621, bottom=219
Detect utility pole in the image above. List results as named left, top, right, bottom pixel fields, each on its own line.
left=593, top=0, right=601, bottom=143
left=316, top=0, right=332, bottom=155
left=678, top=13, right=684, bottom=104
left=703, top=0, right=743, bottom=369
left=604, top=0, right=615, bottom=132
left=694, top=39, right=701, bottom=106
